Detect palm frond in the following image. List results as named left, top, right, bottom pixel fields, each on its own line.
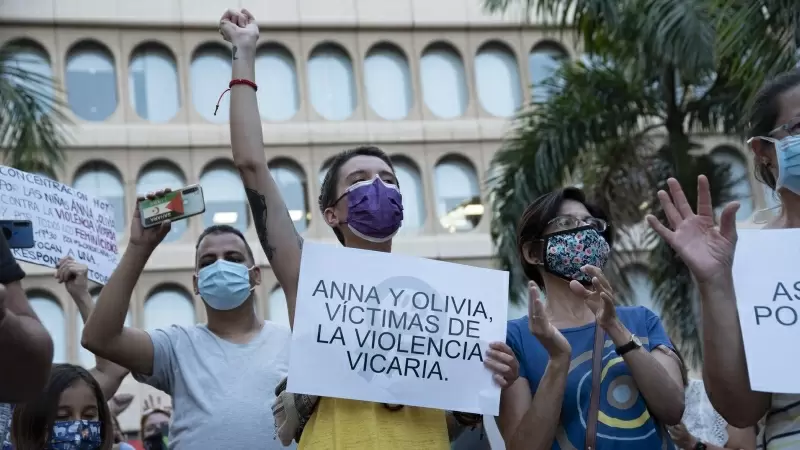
left=0, top=42, right=72, bottom=174
left=490, top=61, right=662, bottom=304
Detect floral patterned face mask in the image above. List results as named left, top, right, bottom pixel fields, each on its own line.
left=542, top=226, right=610, bottom=285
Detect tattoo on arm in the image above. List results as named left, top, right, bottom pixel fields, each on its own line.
left=245, top=188, right=276, bottom=260
left=232, top=46, right=238, bottom=60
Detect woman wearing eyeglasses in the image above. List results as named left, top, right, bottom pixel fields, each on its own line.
left=648, top=69, right=800, bottom=450
left=497, top=187, right=685, bottom=450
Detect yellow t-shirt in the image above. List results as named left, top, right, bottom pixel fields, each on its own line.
left=298, top=398, right=449, bottom=450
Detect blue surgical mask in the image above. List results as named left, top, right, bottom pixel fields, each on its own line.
left=49, top=420, right=102, bottom=450
left=197, top=259, right=254, bottom=311
left=773, top=135, right=800, bottom=195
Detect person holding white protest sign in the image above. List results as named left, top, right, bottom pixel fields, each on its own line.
left=647, top=69, right=800, bottom=450
left=219, top=8, right=519, bottom=449
left=82, top=195, right=292, bottom=449
left=499, top=187, right=685, bottom=450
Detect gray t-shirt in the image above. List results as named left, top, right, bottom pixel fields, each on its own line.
left=133, top=321, right=294, bottom=450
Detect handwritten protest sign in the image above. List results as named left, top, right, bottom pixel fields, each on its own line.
left=0, top=165, right=119, bottom=284
left=733, top=229, right=800, bottom=394
left=287, top=242, right=509, bottom=415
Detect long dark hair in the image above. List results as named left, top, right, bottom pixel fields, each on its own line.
left=11, top=364, right=114, bottom=450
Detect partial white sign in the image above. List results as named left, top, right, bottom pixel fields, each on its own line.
left=0, top=165, right=119, bottom=284
left=287, top=242, right=509, bottom=415
left=733, top=229, right=800, bottom=394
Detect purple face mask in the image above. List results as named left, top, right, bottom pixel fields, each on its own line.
left=338, top=176, right=404, bottom=242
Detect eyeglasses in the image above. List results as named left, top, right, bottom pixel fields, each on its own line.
left=546, top=215, right=607, bottom=233
left=746, top=117, right=800, bottom=147
left=769, top=116, right=800, bottom=137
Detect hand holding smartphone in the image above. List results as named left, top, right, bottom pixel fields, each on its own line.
left=138, top=185, right=206, bottom=229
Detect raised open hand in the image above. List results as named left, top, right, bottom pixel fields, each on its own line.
left=528, top=282, right=571, bottom=359
left=569, top=265, right=617, bottom=329
left=645, top=176, right=739, bottom=284
left=129, top=190, right=172, bottom=251
left=218, top=8, right=259, bottom=48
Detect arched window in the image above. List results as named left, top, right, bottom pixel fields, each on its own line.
left=307, top=44, right=356, bottom=120
left=268, top=286, right=290, bottom=327
left=136, top=161, right=187, bottom=242
left=144, top=286, right=196, bottom=331
left=28, top=292, right=66, bottom=363
left=434, top=156, right=483, bottom=232
left=4, top=41, right=54, bottom=111
left=529, top=43, right=567, bottom=102
left=364, top=44, right=412, bottom=120
left=255, top=44, right=299, bottom=121
left=625, top=265, right=657, bottom=313
left=391, top=156, right=425, bottom=231
left=269, top=160, right=309, bottom=232
left=129, top=43, right=180, bottom=122
left=65, top=41, right=117, bottom=121
left=191, top=44, right=232, bottom=122
left=78, top=290, right=131, bottom=368
left=420, top=43, right=468, bottom=119
left=711, top=147, right=754, bottom=220
left=200, top=161, right=248, bottom=231
left=475, top=43, right=522, bottom=117
left=73, top=162, right=126, bottom=234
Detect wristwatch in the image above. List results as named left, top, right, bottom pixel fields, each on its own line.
left=694, top=442, right=707, bottom=450
left=615, top=334, right=642, bottom=356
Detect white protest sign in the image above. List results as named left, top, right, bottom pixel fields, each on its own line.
left=733, top=229, right=800, bottom=394
left=287, top=242, right=509, bottom=415
left=0, top=165, right=119, bottom=284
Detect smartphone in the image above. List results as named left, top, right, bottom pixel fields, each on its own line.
left=1, top=220, right=34, bottom=249
left=138, top=185, right=206, bottom=229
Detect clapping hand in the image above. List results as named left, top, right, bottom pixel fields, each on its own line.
left=568, top=265, right=617, bottom=330
left=528, top=282, right=571, bottom=359
left=646, top=176, right=739, bottom=284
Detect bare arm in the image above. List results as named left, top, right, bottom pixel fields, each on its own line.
left=606, top=320, right=685, bottom=425
left=497, top=358, right=569, bottom=450
left=224, top=10, right=303, bottom=327
left=699, top=275, right=770, bottom=427
left=0, top=281, right=54, bottom=402
left=82, top=245, right=155, bottom=376
left=68, top=283, right=129, bottom=400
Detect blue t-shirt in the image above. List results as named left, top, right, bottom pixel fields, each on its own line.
left=507, top=306, right=675, bottom=450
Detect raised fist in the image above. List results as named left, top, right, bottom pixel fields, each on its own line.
left=218, top=8, right=259, bottom=48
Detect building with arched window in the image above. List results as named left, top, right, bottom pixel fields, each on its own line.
left=1, top=0, right=769, bottom=440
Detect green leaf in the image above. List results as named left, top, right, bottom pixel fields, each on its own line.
left=0, top=42, right=72, bottom=175
left=484, top=0, right=800, bottom=361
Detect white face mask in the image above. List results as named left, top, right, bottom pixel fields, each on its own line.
left=196, top=259, right=254, bottom=310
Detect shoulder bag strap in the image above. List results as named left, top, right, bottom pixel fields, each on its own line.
left=585, top=322, right=605, bottom=450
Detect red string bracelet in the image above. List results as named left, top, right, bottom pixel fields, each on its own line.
left=214, top=79, right=258, bottom=116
